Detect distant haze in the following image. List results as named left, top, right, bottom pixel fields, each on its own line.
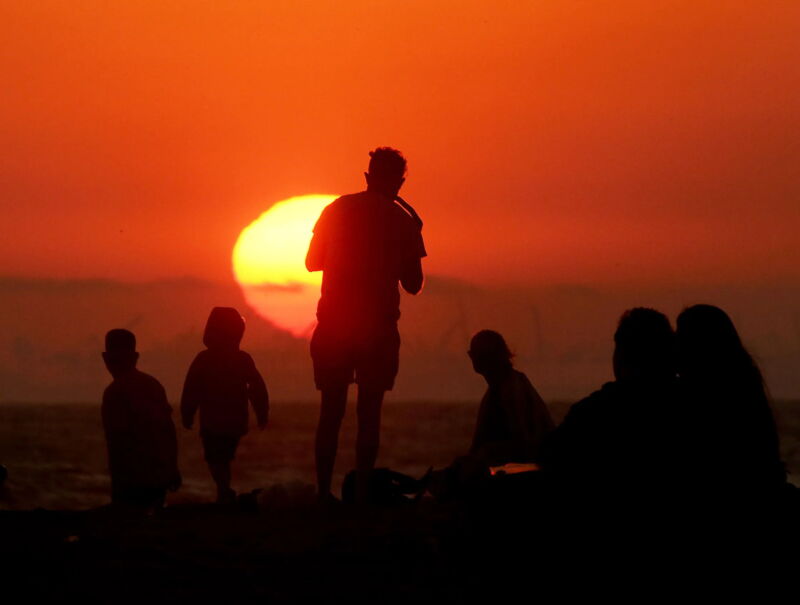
left=2, top=4, right=799, bottom=407
left=2, top=277, right=799, bottom=405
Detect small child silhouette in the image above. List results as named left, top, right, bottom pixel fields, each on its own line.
left=181, top=307, right=269, bottom=504
left=101, top=329, right=181, bottom=510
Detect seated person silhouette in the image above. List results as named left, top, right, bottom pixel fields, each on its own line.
left=542, top=308, right=677, bottom=497
left=469, top=330, right=554, bottom=467
left=676, top=304, right=786, bottom=498
left=101, top=329, right=180, bottom=510
left=306, top=147, right=426, bottom=504
left=181, top=307, right=269, bottom=504
left=428, top=331, right=553, bottom=500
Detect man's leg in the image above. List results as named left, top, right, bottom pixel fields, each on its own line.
left=209, top=462, right=233, bottom=502
left=355, top=386, right=386, bottom=503
left=315, top=385, right=348, bottom=499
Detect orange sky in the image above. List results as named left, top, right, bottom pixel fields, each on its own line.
left=2, top=1, right=799, bottom=286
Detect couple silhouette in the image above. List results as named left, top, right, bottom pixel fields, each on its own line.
left=543, top=306, right=786, bottom=504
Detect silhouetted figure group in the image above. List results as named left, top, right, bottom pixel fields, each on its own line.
left=542, top=305, right=787, bottom=510
left=93, top=147, right=790, bottom=516
left=100, top=308, right=269, bottom=510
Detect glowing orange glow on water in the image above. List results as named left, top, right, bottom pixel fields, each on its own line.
left=232, top=194, right=337, bottom=337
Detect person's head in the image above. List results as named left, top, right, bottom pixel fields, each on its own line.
left=613, top=308, right=675, bottom=383
left=203, top=307, right=245, bottom=350
left=102, top=329, right=138, bottom=377
left=468, top=330, right=513, bottom=378
left=676, top=304, right=763, bottom=386
left=364, top=147, right=406, bottom=200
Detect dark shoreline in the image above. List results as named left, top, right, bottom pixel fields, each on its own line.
left=3, top=490, right=798, bottom=602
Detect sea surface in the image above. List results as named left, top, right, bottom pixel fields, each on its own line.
left=1, top=400, right=798, bottom=510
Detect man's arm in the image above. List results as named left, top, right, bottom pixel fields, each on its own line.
left=400, top=222, right=425, bottom=294
left=400, top=257, right=424, bottom=295
left=180, top=355, right=204, bottom=430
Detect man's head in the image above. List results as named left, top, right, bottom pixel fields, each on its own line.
left=613, top=308, right=675, bottom=383
left=468, top=330, right=514, bottom=377
left=102, top=329, right=138, bottom=377
left=364, top=147, right=406, bottom=200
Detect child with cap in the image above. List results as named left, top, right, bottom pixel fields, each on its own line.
left=181, top=307, right=269, bottom=504
left=101, top=329, right=181, bottom=510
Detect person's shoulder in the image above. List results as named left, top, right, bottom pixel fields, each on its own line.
left=501, top=369, right=532, bottom=393
left=102, top=380, right=121, bottom=403
left=327, top=192, right=363, bottom=212
left=134, top=370, right=166, bottom=391
left=190, top=349, right=211, bottom=365
left=236, top=350, right=255, bottom=365
left=102, top=379, right=131, bottom=415
left=568, top=382, right=617, bottom=416
left=510, top=369, right=533, bottom=386
left=314, top=192, right=360, bottom=227
left=510, top=370, right=545, bottom=397
left=336, top=191, right=365, bottom=203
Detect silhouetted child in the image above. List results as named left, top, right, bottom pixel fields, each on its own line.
left=181, top=307, right=269, bottom=504
left=101, top=329, right=181, bottom=510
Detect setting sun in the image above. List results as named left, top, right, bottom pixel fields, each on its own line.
left=232, top=194, right=337, bottom=337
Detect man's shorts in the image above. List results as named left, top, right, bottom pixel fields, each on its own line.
left=311, top=322, right=400, bottom=391
left=201, top=432, right=241, bottom=464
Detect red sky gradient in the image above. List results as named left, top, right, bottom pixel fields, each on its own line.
left=2, top=1, right=799, bottom=287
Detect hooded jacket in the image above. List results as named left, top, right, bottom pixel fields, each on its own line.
left=181, top=308, right=269, bottom=436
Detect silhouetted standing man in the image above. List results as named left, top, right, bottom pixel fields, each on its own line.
left=306, top=147, right=426, bottom=503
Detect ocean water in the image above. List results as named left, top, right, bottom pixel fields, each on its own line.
left=0, top=400, right=797, bottom=510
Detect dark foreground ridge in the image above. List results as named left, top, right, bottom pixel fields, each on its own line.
left=3, top=487, right=798, bottom=602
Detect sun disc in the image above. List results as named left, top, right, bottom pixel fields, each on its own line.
left=233, top=194, right=337, bottom=337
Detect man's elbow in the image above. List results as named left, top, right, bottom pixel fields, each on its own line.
left=401, top=275, right=424, bottom=295
left=406, top=283, right=423, bottom=295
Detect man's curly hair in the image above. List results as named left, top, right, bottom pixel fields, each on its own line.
left=368, top=147, right=407, bottom=180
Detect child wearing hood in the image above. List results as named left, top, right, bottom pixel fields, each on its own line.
left=181, top=307, right=269, bottom=503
